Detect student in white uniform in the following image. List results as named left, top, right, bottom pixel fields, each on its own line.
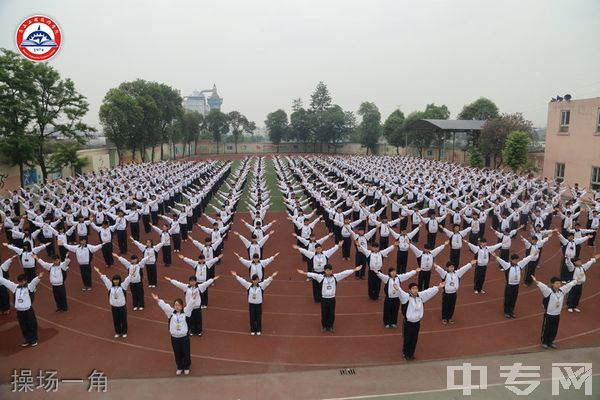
left=399, top=281, right=444, bottom=360
left=94, top=266, right=133, bottom=338
left=493, top=253, right=534, bottom=318
left=297, top=264, right=361, bottom=333
left=0, top=256, right=17, bottom=314
left=34, top=254, right=70, bottom=311
left=434, top=260, right=476, bottom=324
left=113, top=254, right=150, bottom=310
left=164, top=275, right=218, bottom=336
left=0, top=272, right=43, bottom=346
left=532, top=275, right=579, bottom=349
left=151, top=293, right=194, bottom=375
left=564, top=254, right=599, bottom=312
left=376, top=267, right=419, bottom=328
left=231, top=270, right=278, bottom=335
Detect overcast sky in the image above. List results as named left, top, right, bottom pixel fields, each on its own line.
left=1, top=0, right=599, bottom=130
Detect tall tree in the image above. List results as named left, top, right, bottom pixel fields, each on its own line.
left=152, top=83, right=183, bottom=161
left=99, top=88, right=144, bottom=163
left=383, top=109, right=405, bottom=154
left=228, top=111, right=255, bottom=153
left=323, top=105, right=355, bottom=152
left=503, top=131, right=531, bottom=172
left=48, top=142, right=89, bottom=176
left=357, top=102, right=382, bottom=155
left=205, top=109, right=229, bottom=154
left=309, top=82, right=333, bottom=151
left=458, top=97, right=499, bottom=120
left=480, top=113, right=533, bottom=168
left=28, top=61, right=94, bottom=183
left=0, top=49, right=38, bottom=186
left=182, top=110, right=203, bottom=157
left=290, top=99, right=311, bottom=151
left=403, top=111, right=432, bottom=157
left=265, top=109, right=288, bottom=153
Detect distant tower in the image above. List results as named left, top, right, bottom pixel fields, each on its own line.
left=207, top=84, right=223, bottom=111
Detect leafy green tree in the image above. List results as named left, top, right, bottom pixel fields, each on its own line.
left=422, top=103, right=450, bottom=160
left=403, top=111, right=432, bottom=157
left=458, top=97, right=499, bottom=120
left=265, top=109, right=289, bottom=152
left=99, top=88, right=144, bottom=163
left=0, top=49, right=38, bottom=186
left=228, top=111, right=255, bottom=153
left=205, top=109, right=229, bottom=154
left=468, top=146, right=484, bottom=168
left=503, top=131, right=531, bottom=171
left=48, top=142, right=88, bottom=176
left=181, top=110, right=203, bottom=156
left=290, top=98, right=311, bottom=151
left=28, top=60, right=94, bottom=183
left=152, top=83, right=183, bottom=161
left=309, top=82, right=333, bottom=151
left=481, top=113, right=533, bottom=168
left=357, top=102, right=381, bottom=154
left=383, top=109, right=405, bottom=154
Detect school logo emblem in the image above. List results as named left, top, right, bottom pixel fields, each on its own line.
left=15, top=15, right=62, bottom=62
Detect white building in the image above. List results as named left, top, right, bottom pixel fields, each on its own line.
left=182, top=84, right=223, bottom=116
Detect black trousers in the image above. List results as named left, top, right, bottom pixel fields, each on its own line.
left=130, top=281, right=144, bottom=308
left=80, top=264, right=92, bottom=288
left=24, top=267, right=36, bottom=283
left=567, top=284, right=583, bottom=309
left=52, top=284, right=68, bottom=311
left=503, top=284, right=519, bottom=315
left=380, top=235, right=389, bottom=249
left=474, top=265, right=487, bottom=292
left=180, top=224, right=188, bottom=240
left=541, top=314, right=560, bottom=346
left=101, top=242, right=114, bottom=266
left=146, top=263, right=157, bottom=286
left=163, top=245, right=172, bottom=265
left=321, top=297, right=336, bottom=329
left=450, top=248, right=461, bottom=268
left=403, top=320, right=420, bottom=359
left=188, top=307, right=202, bottom=334
left=59, top=245, right=68, bottom=262
left=249, top=303, right=262, bottom=333
left=311, top=275, right=323, bottom=302
left=17, top=308, right=38, bottom=344
left=368, top=269, right=381, bottom=300
left=411, top=224, right=420, bottom=242
left=524, top=260, right=538, bottom=286
left=171, top=335, right=191, bottom=370
left=383, top=297, right=400, bottom=326
left=417, top=270, right=431, bottom=291
left=111, top=305, right=127, bottom=334
left=116, top=230, right=127, bottom=253
left=172, top=234, right=181, bottom=251
left=342, top=237, right=352, bottom=258
left=151, top=211, right=159, bottom=226
left=142, top=214, right=151, bottom=233
left=355, top=252, right=366, bottom=278
left=441, top=292, right=457, bottom=321
left=426, top=232, right=437, bottom=249
left=396, top=250, right=408, bottom=274
left=200, top=288, right=209, bottom=306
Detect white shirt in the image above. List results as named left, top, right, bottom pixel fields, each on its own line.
left=235, top=275, right=273, bottom=304
left=307, top=269, right=354, bottom=298
left=399, top=286, right=439, bottom=322
left=158, top=299, right=194, bottom=338
left=0, top=276, right=40, bottom=311
left=536, top=281, right=577, bottom=315
left=101, top=275, right=132, bottom=307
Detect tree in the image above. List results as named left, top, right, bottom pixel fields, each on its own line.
left=99, top=88, right=144, bottom=164
left=228, top=111, right=255, bottom=153
left=503, top=131, right=531, bottom=172
left=357, top=102, right=381, bottom=154
left=48, top=142, right=89, bottom=176
left=290, top=99, right=311, bottom=151
left=403, top=111, right=432, bottom=157
left=265, top=109, right=288, bottom=152
left=205, top=109, right=229, bottom=154
left=27, top=59, right=94, bottom=183
left=152, top=83, right=183, bottom=161
left=309, top=82, right=333, bottom=151
left=423, top=103, right=450, bottom=160
left=180, top=110, right=203, bottom=157
left=382, top=109, right=405, bottom=154
left=0, top=49, right=38, bottom=186
left=480, top=113, right=533, bottom=168
left=458, top=97, right=499, bottom=120
left=468, top=147, right=484, bottom=168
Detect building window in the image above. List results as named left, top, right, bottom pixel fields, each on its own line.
left=226, top=145, right=233, bottom=151
left=555, top=163, right=565, bottom=182
left=592, top=167, right=600, bottom=190
left=426, top=150, right=433, bottom=156
left=559, top=110, right=570, bottom=132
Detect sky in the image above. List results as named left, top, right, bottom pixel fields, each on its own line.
left=1, top=0, right=599, bottom=130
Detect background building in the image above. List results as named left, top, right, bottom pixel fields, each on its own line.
left=182, top=84, right=223, bottom=116
left=543, top=96, right=600, bottom=189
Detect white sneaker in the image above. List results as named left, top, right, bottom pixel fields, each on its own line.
left=256, top=332, right=261, bottom=336
left=250, top=332, right=256, bottom=336
left=480, top=290, right=486, bottom=294
left=568, top=308, right=574, bottom=313
left=139, top=307, right=144, bottom=310
left=184, top=370, right=190, bottom=375
left=114, top=334, right=120, bottom=338
left=122, top=334, right=127, bottom=338
left=574, top=308, right=581, bottom=313
left=133, top=307, right=138, bottom=311
left=201, top=305, right=207, bottom=309
left=474, top=290, right=479, bottom=294
left=176, top=370, right=182, bottom=375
